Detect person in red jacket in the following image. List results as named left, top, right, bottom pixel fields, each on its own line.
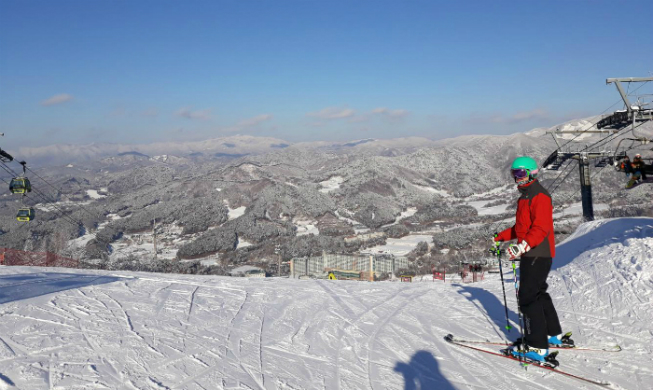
left=494, top=156, right=569, bottom=362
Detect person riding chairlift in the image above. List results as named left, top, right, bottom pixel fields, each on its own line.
left=620, top=155, right=634, bottom=179
left=631, top=154, right=647, bottom=181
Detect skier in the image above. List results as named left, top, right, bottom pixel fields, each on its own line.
left=631, top=154, right=647, bottom=181
left=494, top=156, right=570, bottom=363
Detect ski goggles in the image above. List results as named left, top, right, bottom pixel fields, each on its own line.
left=510, top=168, right=529, bottom=179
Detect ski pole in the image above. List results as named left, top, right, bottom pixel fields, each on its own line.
left=509, top=254, right=526, bottom=367
left=490, top=236, right=512, bottom=331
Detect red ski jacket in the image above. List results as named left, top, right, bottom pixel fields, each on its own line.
left=495, top=179, right=555, bottom=258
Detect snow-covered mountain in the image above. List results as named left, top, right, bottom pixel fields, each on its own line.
left=8, top=135, right=293, bottom=167
left=0, top=217, right=651, bottom=389
left=1, top=116, right=651, bottom=268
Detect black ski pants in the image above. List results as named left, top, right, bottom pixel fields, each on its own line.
left=518, top=257, right=562, bottom=349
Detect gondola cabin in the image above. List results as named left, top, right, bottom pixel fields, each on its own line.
left=9, top=177, right=31, bottom=194
left=16, top=207, right=35, bottom=222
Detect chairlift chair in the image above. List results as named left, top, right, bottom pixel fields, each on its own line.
left=9, top=177, right=32, bottom=194
left=16, top=207, right=35, bottom=222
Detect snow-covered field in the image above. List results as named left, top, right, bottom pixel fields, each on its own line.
left=293, top=219, right=319, bottom=236
left=319, top=176, right=344, bottom=193
left=465, top=200, right=510, bottom=216
left=364, top=234, right=433, bottom=256
left=412, top=184, right=451, bottom=198
left=226, top=205, right=247, bottom=221
left=0, top=218, right=652, bottom=389
left=380, top=207, right=418, bottom=229
left=554, top=202, right=609, bottom=220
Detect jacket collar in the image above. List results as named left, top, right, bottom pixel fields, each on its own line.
left=518, top=179, right=537, bottom=194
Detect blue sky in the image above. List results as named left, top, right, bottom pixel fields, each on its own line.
left=1, top=0, right=652, bottom=149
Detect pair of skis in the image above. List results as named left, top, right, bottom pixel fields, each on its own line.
left=446, top=334, right=622, bottom=353
left=444, top=334, right=618, bottom=387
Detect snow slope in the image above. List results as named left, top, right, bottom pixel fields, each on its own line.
left=0, top=218, right=652, bottom=389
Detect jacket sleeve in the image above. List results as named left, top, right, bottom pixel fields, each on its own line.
left=523, top=193, right=553, bottom=248
left=495, top=226, right=517, bottom=242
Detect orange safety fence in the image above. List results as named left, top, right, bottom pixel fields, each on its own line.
left=0, top=248, right=79, bottom=268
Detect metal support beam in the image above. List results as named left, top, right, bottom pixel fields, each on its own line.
left=613, top=81, right=632, bottom=112
left=578, top=154, right=594, bottom=221
left=606, top=77, right=653, bottom=83
left=606, top=77, right=653, bottom=113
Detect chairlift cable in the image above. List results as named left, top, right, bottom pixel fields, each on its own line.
left=582, top=120, right=649, bottom=154
left=542, top=156, right=577, bottom=192
left=0, top=153, right=98, bottom=221
left=545, top=81, right=651, bottom=160
left=0, top=174, right=78, bottom=229
left=0, top=162, right=83, bottom=228
left=483, top=119, right=649, bottom=237
left=0, top=157, right=100, bottom=218
left=552, top=138, right=650, bottom=211
left=20, top=164, right=103, bottom=221
left=548, top=162, right=579, bottom=195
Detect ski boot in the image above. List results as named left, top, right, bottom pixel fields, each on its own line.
left=515, top=332, right=575, bottom=349
left=548, top=332, right=575, bottom=348
left=504, top=344, right=559, bottom=367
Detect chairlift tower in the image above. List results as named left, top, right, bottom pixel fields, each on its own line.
left=543, top=77, right=653, bottom=221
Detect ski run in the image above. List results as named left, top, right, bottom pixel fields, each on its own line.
left=0, top=217, right=652, bottom=389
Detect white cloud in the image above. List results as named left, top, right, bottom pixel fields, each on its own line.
left=306, top=107, right=356, bottom=120
left=502, top=108, right=549, bottom=124
left=224, top=114, right=274, bottom=133
left=371, top=107, right=410, bottom=118
left=347, top=107, right=410, bottom=123
left=237, top=114, right=273, bottom=127
left=465, top=108, right=552, bottom=126
left=176, top=107, right=212, bottom=120
left=41, top=94, right=73, bottom=106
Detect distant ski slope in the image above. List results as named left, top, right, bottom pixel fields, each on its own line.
left=0, top=217, right=651, bottom=389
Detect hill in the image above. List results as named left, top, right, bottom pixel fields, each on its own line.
left=0, top=217, right=651, bottom=389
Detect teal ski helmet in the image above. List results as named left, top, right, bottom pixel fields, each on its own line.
left=510, top=156, right=539, bottom=182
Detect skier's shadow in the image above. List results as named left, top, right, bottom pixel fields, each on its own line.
left=394, top=350, right=455, bottom=390
left=455, top=284, right=520, bottom=339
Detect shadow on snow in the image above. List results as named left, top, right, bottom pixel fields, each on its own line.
left=0, top=272, right=121, bottom=304
left=394, top=350, right=455, bottom=390
left=455, top=284, right=520, bottom=340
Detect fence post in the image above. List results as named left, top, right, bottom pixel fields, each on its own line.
left=46, top=251, right=56, bottom=267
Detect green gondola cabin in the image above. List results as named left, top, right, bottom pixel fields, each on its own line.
left=16, top=207, right=35, bottom=222
left=9, top=177, right=32, bottom=194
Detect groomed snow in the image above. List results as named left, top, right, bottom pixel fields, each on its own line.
left=0, top=218, right=651, bottom=389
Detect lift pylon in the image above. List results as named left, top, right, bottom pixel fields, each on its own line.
left=542, top=77, right=653, bottom=221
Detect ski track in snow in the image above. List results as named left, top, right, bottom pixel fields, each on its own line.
left=0, top=217, right=652, bottom=389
